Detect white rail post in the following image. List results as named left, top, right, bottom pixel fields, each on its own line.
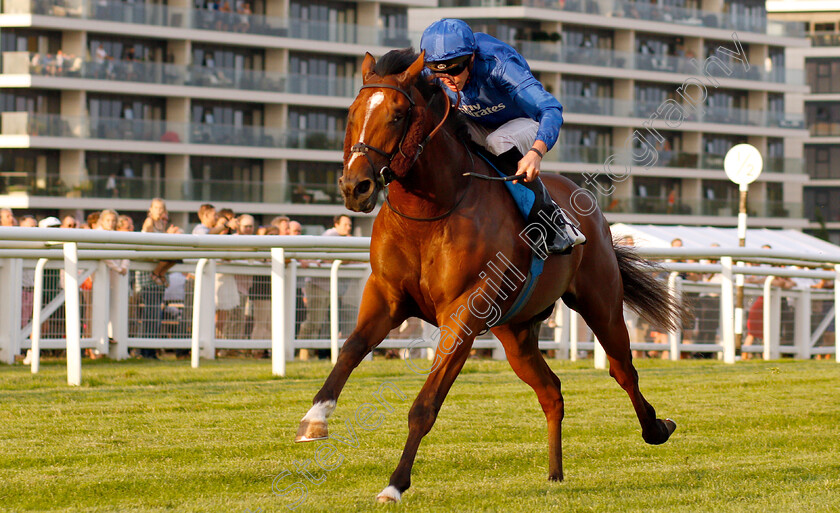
left=64, top=243, right=82, bottom=386
left=668, top=273, right=683, bottom=361
left=191, top=258, right=209, bottom=368
left=286, top=259, right=298, bottom=360
left=330, top=259, right=342, bottom=364
left=271, top=248, right=286, bottom=377
left=91, top=261, right=110, bottom=356
left=554, top=301, right=570, bottom=360
left=0, top=258, right=23, bottom=365
left=569, top=311, right=579, bottom=362
left=593, top=335, right=607, bottom=369
left=835, top=264, right=840, bottom=363
left=794, top=287, right=811, bottom=360
left=762, top=276, right=778, bottom=360
left=109, top=270, right=129, bottom=360
left=720, top=256, right=736, bottom=363
left=199, top=259, right=217, bottom=361
left=31, top=258, right=48, bottom=373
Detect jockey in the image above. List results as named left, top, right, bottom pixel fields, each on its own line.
left=420, top=18, right=586, bottom=255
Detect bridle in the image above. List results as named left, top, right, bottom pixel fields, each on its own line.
left=349, top=82, right=451, bottom=188
left=348, top=81, right=474, bottom=222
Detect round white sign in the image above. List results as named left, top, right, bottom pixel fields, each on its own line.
left=724, top=144, right=763, bottom=185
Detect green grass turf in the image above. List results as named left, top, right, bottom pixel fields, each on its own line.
left=1, top=357, right=838, bottom=512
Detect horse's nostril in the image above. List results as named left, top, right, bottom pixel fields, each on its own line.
left=355, top=180, right=372, bottom=196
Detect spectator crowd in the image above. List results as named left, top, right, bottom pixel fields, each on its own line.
left=3, top=203, right=354, bottom=362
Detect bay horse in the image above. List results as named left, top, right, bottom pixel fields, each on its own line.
left=295, top=49, right=682, bottom=503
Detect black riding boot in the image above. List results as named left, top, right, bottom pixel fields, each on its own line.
left=495, top=148, right=586, bottom=255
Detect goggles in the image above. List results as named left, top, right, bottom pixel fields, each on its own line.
left=425, top=54, right=471, bottom=76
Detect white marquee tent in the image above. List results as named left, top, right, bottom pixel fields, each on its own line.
left=610, top=224, right=840, bottom=259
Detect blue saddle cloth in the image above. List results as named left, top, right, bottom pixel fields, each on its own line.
left=474, top=152, right=545, bottom=328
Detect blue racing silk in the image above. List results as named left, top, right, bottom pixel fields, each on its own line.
left=457, top=33, right=564, bottom=151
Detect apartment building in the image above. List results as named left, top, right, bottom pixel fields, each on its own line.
left=769, top=0, right=840, bottom=245
left=0, top=0, right=432, bottom=231
left=1, top=0, right=810, bottom=232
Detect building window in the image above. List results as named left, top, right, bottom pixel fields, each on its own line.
left=190, top=157, right=263, bottom=203
left=806, top=58, right=840, bottom=94
left=379, top=6, right=409, bottom=46
left=562, top=75, right=613, bottom=115
left=289, top=0, right=357, bottom=43
left=85, top=152, right=164, bottom=199
left=287, top=107, right=345, bottom=150
left=806, top=103, right=840, bottom=136
left=0, top=149, right=59, bottom=196
left=287, top=161, right=341, bottom=204
left=0, top=89, right=60, bottom=114
left=805, top=145, right=840, bottom=179
left=701, top=179, right=738, bottom=216
left=805, top=187, right=840, bottom=223
left=0, top=28, right=61, bottom=54
left=288, top=52, right=355, bottom=96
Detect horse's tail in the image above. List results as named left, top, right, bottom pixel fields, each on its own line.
left=613, top=243, right=691, bottom=333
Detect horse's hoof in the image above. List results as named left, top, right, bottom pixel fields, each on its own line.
left=376, top=485, right=401, bottom=503
left=294, top=419, right=328, bottom=443
left=643, top=418, right=677, bottom=445
left=663, top=418, right=677, bottom=436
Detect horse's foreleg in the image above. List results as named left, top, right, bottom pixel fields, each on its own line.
left=376, top=316, right=478, bottom=503
left=493, top=322, right=565, bottom=481
left=296, top=277, right=403, bottom=442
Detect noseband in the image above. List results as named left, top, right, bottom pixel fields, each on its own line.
left=350, top=82, right=451, bottom=187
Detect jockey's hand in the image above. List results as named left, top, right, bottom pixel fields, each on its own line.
left=514, top=141, right=547, bottom=184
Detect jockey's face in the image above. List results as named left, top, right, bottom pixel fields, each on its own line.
left=431, top=55, right=472, bottom=93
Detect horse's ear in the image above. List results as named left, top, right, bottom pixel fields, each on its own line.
left=396, top=51, right=425, bottom=87
left=362, top=52, right=377, bottom=84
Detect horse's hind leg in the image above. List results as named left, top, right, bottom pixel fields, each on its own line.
left=493, top=321, right=565, bottom=481
left=296, top=277, right=404, bottom=442
left=570, top=289, right=676, bottom=445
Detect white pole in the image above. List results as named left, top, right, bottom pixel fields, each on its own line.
left=91, top=261, right=110, bottom=356
left=762, top=276, right=778, bottom=361
left=668, top=273, right=682, bottom=361
left=593, top=336, right=606, bottom=369
left=191, top=258, right=208, bottom=369
left=569, top=311, right=579, bottom=362
left=64, top=243, right=82, bottom=386
left=720, top=256, right=736, bottom=364
left=330, top=259, right=343, bottom=364
left=31, top=258, right=48, bottom=374
left=271, top=248, right=286, bottom=377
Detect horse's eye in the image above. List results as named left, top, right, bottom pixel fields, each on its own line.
left=392, top=113, right=405, bottom=124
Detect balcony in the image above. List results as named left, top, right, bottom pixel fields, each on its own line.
left=810, top=32, right=840, bottom=47
left=437, top=0, right=803, bottom=38
left=597, top=196, right=801, bottom=218
left=553, top=144, right=803, bottom=174
left=1, top=52, right=359, bottom=98
left=1, top=0, right=412, bottom=47
left=809, top=122, right=840, bottom=138
left=512, top=42, right=805, bottom=86
left=0, top=112, right=346, bottom=151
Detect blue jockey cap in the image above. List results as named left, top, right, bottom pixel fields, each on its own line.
left=420, top=19, right=477, bottom=65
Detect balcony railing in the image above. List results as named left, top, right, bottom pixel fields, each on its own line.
left=513, top=42, right=805, bottom=86
left=809, top=122, right=840, bottom=137
left=0, top=171, right=344, bottom=204
left=810, top=32, right=840, bottom=47
left=2, top=52, right=358, bottom=98
left=553, top=144, right=802, bottom=174
left=437, top=0, right=803, bottom=38
left=597, top=195, right=801, bottom=218
left=1, top=0, right=414, bottom=46
left=1, top=112, right=346, bottom=151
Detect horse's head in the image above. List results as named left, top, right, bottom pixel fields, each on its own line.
left=340, top=50, right=427, bottom=213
